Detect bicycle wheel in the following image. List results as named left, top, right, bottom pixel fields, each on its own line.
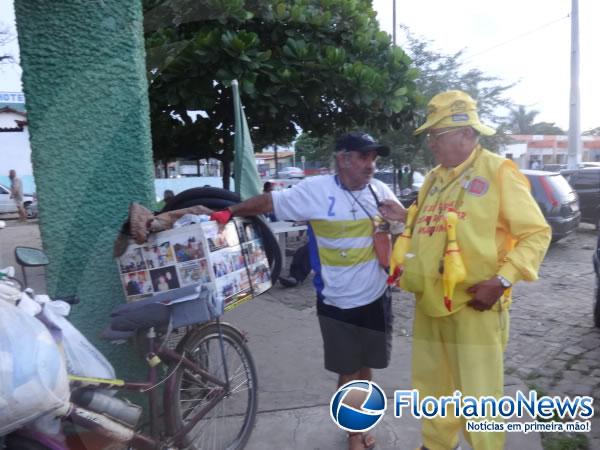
left=168, top=323, right=258, bottom=450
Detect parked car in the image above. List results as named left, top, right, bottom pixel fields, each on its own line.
left=0, top=184, right=37, bottom=218
left=277, top=167, right=304, bottom=179
left=542, top=164, right=566, bottom=172
left=543, top=162, right=600, bottom=172
left=373, top=169, right=424, bottom=205
left=560, top=167, right=600, bottom=228
left=522, top=170, right=580, bottom=242
left=593, top=229, right=600, bottom=327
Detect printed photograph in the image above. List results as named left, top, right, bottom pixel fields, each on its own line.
left=211, top=248, right=234, bottom=278
left=172, top=234, right=205, bottom=263
left=178, top=259, right=212, bottom=286
left=215, top=270, right=251, bottom=303
left=223, top=221, right=240, bottom=247
left=142, top=241, right=175, bottom=269
left=228, top=246, right=246, bottom=272
left=119, top=247, right=146, bottom=273
left=142, top=245, right=160, bottom=269
left=203, top=221, right=229, bottom=252
left=149, top=266, right=180, bottom=292
left=244, top=223, right=258, bottom=242
left=242, top=239, right=267, bottom=266
left=215, top=273, right=238, bottom=302
left=235, top=268, right=252, bottom=292
left=122, top=270, right=153, bottom=297
left=249, top=262, right=271, bottom=295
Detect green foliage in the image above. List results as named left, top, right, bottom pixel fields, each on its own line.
left=295, top=27, right=521, bottom=174
left=294, top=132, right=334, bottom=164
left=542, top=433, right=588, bottom=450
left=504, top=105, right=565, bottom=135
left=386, top=26, right=516, bottom=162
left=143, top=0, right=418, bottom=183
left=583, top=126, right=600, bottom=136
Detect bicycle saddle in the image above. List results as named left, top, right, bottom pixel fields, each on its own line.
left=108, top=285, right=200, bottom=333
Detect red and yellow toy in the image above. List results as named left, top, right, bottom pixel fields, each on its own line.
left=442, top=209, right=466, bottom=312
left=387, top=203, right=418, bottom=286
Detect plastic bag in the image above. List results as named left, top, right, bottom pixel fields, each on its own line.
left=41, top=300, right=116, bottom=380
left=0, top=300, right=69, bottom=435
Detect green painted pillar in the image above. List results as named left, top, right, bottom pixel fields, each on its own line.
left=14, top=0, right=154, bottom=373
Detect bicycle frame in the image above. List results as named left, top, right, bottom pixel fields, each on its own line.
left=65, top=319, right=235, bottom=450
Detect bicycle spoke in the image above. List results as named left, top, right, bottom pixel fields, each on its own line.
left=170, top=325, right=257, bottom=450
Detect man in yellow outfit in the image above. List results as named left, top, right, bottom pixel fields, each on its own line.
left=379, top=90, right=551, bottom=450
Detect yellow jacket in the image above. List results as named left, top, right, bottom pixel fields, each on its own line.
left=400, top=147, right=551, bottom=317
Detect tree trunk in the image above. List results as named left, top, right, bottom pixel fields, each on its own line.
left=163, top=159, right=168, bottom=178
left=222, top=159, right=231, bottom=191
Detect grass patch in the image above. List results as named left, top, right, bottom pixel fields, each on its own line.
left=542, top=433, right=588, bottom=450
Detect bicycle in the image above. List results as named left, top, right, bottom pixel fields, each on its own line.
left=5, top=248, right=260, bottom=450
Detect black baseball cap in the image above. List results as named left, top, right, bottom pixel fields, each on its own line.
left=335, top=131, right=390, bottom=157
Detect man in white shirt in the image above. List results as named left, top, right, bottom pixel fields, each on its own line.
left=211, top=131, right=407, bottom=450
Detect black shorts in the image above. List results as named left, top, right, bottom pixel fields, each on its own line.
left=317, top=289, right=393, bottom=375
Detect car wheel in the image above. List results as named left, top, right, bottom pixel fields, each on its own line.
left=24, top=202, right=37, bottom=219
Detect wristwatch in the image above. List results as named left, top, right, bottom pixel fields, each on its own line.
left=496, top=275, right=512, bottom=289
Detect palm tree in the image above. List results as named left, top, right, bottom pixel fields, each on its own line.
left=506, top=105, right=540, bottom=134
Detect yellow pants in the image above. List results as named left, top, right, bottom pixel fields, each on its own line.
left=412, top=305, right=510, bottom=450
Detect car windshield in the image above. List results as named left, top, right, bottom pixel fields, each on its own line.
left=373, top=172, right=394, bottom=184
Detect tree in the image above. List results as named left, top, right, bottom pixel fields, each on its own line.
left=0, top=23, right=16, bottom=64
left=143, top=0, right=418, bottom=188
left=529, top=121, right=564, bottom=135
left=505, top=105, right=540, bottom=134
left=377, top=27, right=516, bottom=175
left=294, top=132, right=333, bottom=165
left=583, top=127, right=600, bottom=136
left=504, top=105, right=564, bottom=135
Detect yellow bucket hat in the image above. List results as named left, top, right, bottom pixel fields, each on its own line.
left=414, top=90, right=495, bottom=136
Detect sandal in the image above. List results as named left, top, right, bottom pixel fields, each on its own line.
left=348, top=432, right=376, bottom=450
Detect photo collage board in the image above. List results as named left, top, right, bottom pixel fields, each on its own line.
left=118, top=218, right=272, bottom=308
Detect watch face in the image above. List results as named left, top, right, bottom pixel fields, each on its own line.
left=498, top=276, right=511, bottom=288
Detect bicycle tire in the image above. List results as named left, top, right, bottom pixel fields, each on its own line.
left=166, top=323, right=258, bottom=450
left=161, top=187, right=241, bottom=211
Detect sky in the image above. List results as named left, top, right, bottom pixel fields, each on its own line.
left=1, top=0, right=599, bottom=131
left=372, top=0, right=600, bottom=131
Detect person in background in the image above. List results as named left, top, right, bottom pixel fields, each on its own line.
left=156, top=189, right=175, bottom=211
left=262, top=181, right=277, bottom=222
left=379, top=90, right=551, bottom=450
left=9, top=169, right=26, bottom=222
left=278, top=242, right=311, bottom=288
left=211, top=131, right=407, bottom=450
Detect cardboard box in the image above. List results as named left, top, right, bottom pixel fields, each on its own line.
left=116, top=218, right=271, bottom=315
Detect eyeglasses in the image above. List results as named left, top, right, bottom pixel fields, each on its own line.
left=425, top=128, right=460, bottom=141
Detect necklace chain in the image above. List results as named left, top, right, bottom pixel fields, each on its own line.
left=342, top=189, right=362, bottom=219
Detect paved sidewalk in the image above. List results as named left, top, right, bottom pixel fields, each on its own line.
left=225, top=285, right=543, bottom=450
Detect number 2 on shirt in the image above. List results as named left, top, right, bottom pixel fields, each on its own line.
left=327, top=196, right=336, bottom=216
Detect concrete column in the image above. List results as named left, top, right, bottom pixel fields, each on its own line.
left=14, top=0, right=154, bottom=371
